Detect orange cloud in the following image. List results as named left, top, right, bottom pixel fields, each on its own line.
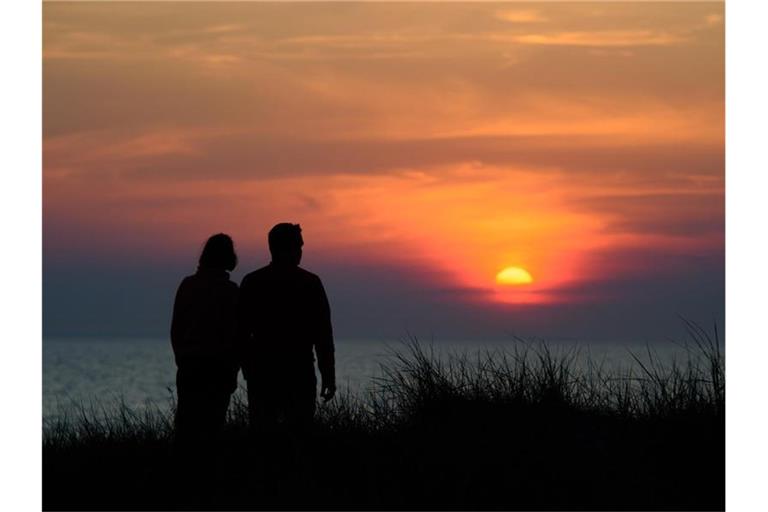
left=705, top=14, right=723, bottom=27
left=495, top=9, right=549, bottom=24
left=503, top=30, right=687, bottom=47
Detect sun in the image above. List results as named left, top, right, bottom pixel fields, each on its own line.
left=496, top=266, right=533, bottom=285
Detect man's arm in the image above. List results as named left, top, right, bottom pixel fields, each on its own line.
left=314, top=277, right=336, bottom=401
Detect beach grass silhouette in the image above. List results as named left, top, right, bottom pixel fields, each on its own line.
left=43, top=320, right=723, bottom=511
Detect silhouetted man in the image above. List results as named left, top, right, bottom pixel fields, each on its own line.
left=239, top=223, right=336, bottom=435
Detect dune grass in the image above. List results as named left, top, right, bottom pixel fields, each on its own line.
left=43, top=321, right=724, bottom=510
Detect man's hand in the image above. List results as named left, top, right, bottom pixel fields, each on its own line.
left=320, top=382, right=336, bottom=402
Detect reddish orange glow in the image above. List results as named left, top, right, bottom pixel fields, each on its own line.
left=43, top=2, right=724, bottom=309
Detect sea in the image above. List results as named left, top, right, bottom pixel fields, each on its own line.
left=43, top=337, right=714, bottom=421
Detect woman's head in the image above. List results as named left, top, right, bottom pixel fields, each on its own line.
left=198, top=233, right=238, bottom=271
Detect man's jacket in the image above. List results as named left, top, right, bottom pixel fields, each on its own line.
left=238, top=262, right=335, bottom=387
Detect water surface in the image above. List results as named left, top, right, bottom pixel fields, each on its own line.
left=43, top=337, right=709, bottom=420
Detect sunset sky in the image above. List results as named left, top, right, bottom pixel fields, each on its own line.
left=43, top=2, right=724, bottom=342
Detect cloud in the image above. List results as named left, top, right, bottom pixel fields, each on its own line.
left=705, top=14, right=723, bottom=27
left=570, top=191, right=724, bottom=240
left=495, top=9, right=548, bottom=24
left=44, top=128, right=724, bottom=184
left=502, top=30, right=687, bottom=47
left=203, top=24, right=247, bottom=34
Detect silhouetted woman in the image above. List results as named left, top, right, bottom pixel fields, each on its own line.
left=171, top=233, right=239, bottom=447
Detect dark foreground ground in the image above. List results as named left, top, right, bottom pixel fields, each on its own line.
left=44, top=325, right=724, bottom=511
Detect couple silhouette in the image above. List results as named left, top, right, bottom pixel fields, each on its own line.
left=170, top=223, right=335, bottom=452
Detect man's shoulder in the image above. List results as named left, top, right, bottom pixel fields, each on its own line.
left=241, top=265, right=323, bottom=287
left=296, top=266, right=319, bottom=279
left=296, top=266, right=324, bottom=285
left=241, top=265, right=272, bottom=286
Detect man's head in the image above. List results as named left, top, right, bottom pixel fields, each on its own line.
left=268, top=223, right=303, bottom=266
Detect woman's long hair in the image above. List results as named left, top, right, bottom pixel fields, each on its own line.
left=198, top=233, right=237, bottom=271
